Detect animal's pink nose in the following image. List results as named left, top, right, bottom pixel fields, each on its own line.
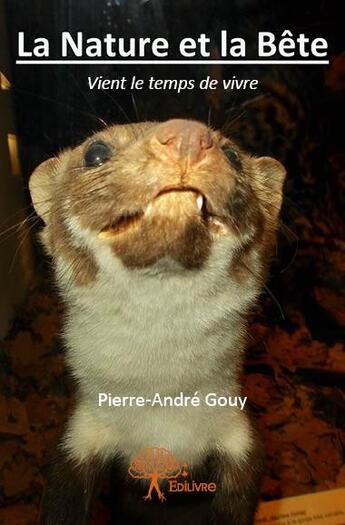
left=155, top=119, right=213, bottom=165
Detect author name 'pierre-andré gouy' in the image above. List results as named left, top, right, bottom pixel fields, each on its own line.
left=98, top=392, right=248, bottom=410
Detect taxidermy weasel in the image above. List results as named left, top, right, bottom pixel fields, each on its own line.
left=29, top=119, right=285, bottom=525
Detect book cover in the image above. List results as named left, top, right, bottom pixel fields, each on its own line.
left=0, top=1, right=344, bottom=524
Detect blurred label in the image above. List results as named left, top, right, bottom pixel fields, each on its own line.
left=255, top=487, right=345, bottom=525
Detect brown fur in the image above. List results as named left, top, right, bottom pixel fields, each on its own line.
left=29, top=119, right=285, bottom=282
left=30, top=119, right=285, bottom=525
left=37, top=447, right=106, bottom=525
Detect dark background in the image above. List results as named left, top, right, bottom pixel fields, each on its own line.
left=4, top=0, right=344, bottom=171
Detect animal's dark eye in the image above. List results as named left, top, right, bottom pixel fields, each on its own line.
left=84, top=141, right=112, bottom=167
left=223, top=147, right=242, bottom=171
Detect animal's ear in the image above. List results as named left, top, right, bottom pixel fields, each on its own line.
left=253, top=156, right=286, bottom=197
left=29, top=157, right=58, bottom=223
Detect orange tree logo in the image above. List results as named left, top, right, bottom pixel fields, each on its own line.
left=128, top=447, right=188, bottom=502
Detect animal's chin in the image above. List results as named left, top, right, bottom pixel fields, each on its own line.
left=98, top=189, right=229, bottom=242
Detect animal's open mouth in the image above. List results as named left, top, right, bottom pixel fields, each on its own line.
left=156, top=187, right=208, bottom=218
left=99, top=187, right=209, bottom=240
left=99, top=211, right=145, bottom=238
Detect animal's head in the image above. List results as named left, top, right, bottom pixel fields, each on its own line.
left=29, top=119, right=285, bottom=293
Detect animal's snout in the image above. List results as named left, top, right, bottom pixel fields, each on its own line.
left=154, top=119, right=213, bottom=165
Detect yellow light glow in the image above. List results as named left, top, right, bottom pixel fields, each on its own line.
left=0, top=72, right=11, bottom=90
left=7, top=134, right=21, bottom=176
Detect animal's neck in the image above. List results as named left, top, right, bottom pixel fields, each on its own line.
left=58, top=244, right=261, bottom=396
left=63, top=268, right=254, bottom=376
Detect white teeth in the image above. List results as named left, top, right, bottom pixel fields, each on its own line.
left=145, top=203, right=153, bottom=215
left=196, top=194, right=204, bottom=211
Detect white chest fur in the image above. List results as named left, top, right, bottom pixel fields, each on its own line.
left=59, top=238, right=260, bottom=464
